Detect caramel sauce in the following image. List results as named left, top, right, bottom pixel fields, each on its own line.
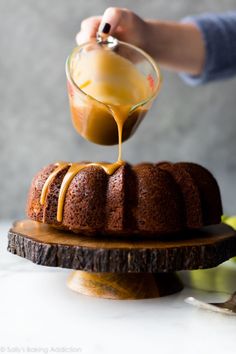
left=40, top=162, right=69, bottom=206
left=41, top=49, right=152, bottom=222
left=40, top=160, right=125, bottom=222
left=70, top=49, right=151, bottom=146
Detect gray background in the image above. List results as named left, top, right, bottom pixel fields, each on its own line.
left=1, top=0, right=236, bottom=220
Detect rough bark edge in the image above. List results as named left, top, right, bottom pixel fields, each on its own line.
left=7, top=229, right=236, bottom=273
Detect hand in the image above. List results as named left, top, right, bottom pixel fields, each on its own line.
left=76, top=7, right=205, bottom=76
left=76, top=7, right=150, bottom=53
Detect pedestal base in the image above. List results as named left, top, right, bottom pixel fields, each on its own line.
left=67, top=271, right=183, bottom=299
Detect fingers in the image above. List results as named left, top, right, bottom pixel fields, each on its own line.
left=99, top=7, right=131, bottom=34
left=76, top=8, right=133, bottom=45
left=76, top=16, right=101, bottom=45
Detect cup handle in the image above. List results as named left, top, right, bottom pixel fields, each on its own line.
left=96, top=32, right=118, bottom=49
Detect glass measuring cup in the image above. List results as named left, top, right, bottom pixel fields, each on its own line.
left=66, top=36, right=162, bottom=145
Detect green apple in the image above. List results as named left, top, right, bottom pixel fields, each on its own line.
left=222, top=215, right=236, bottom=262
left=179, top=215, right=236, bottom=291
left=222, top=215, right=236, bottom=229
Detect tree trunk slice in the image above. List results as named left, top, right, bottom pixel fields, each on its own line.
left=7, top=220, right=236, bottom=273
left=67, top=271, right=183, bottom=299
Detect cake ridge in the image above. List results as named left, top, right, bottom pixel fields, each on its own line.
left=158, top=162, right=203, bottom=228
left=26, top=161, right=223, bottom=236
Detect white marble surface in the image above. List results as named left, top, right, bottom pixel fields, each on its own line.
left=1, top=221, right=236, bottom=354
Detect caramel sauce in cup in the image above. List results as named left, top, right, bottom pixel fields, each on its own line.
left=66, top=42, right=161, bottom=154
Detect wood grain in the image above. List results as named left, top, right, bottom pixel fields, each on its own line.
left=67, top=271, right=183, bottom=299
left=7, top=219, right=236, bottom=273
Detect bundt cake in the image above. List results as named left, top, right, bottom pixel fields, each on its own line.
left=27, top=161, right=223, bottom=236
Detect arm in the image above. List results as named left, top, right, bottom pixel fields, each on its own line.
left=144, top=20, right=205, bottom=75
left=180, top=12, right=236, bottom=85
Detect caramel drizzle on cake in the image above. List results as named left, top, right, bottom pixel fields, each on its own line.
left=40, top=160, right=125, bottom=222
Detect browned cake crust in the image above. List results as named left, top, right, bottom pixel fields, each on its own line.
left=26, top=162, right=223, bottom=236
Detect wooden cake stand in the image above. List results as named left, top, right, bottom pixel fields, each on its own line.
left=7, top=220, right=236, bottom=300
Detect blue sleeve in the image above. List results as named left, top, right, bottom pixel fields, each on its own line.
left=179, top=12, right=236, bottom=86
